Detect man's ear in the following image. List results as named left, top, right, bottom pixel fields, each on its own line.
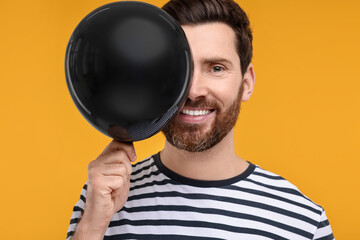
left=241, top=63, right=255, bottom=102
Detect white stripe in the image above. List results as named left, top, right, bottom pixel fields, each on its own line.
left=313, top=225, right=333, bottom=239
left=132, top=157, right=154, bottom=171
left=255, top=167, right=282, bottom=177
left=130, top=171, right=168, bottom=189
left=111, top=210, right=310, bottom=240
left=250, top=174, right=297, bottom=188
left=66, top=223, right=77, bottom=237
left=106, top=225, right=275, bottom=240
left=124, top=194, right=316, bottom=232
left=70, top=211, right=82, bottom=219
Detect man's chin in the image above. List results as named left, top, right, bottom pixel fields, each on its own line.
left=162, top=88, right=243, bottom=152
left=162, top=124, right=219, bottom=152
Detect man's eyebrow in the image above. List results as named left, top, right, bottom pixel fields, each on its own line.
left=200, top=57, right=233, bottom=67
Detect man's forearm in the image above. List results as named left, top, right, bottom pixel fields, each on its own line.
left=71, top=217, right=108, bottom=240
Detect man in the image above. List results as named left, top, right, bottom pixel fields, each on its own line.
left=67, top=0, right=334, bottom=239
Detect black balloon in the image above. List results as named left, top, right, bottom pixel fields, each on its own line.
left=65, top=1, right=191, bottom=141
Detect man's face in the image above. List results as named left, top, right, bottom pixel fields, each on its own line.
left=162, top=22, right=245, bottom=152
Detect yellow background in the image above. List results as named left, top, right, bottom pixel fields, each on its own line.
left=0, top=0, right=358, bottom=239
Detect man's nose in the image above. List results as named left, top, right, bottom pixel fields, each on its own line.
left=187, top=70, right=208, bottom=101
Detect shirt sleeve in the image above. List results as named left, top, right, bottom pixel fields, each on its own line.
left=313, top=209, right=335, bottom=240
left=66, top=184, right=87, bottom=240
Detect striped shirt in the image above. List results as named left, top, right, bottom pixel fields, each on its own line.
left=67, top=153, right=334, bottom=240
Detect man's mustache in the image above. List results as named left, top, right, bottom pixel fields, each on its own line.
left=182, top=98, right=220, bottom=110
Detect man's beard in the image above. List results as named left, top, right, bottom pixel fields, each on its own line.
left=162, top=84, right=244, bottom=152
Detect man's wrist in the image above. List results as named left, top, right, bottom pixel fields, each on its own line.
left=72, top=215, right=108, bottom=240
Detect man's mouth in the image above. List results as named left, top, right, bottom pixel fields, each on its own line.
left=180, top=109, right=214, bottom=116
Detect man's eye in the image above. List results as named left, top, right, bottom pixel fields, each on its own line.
left=211, top=66, right=224, bottom=72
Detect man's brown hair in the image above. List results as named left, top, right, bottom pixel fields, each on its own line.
left=162, top=0, right=253, bottom=75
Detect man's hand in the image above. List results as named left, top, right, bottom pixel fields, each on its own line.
left=73, top=140, right=136, bottom=240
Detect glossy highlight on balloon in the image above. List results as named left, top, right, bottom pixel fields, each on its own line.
left=65, top=1, right=192, bottom=141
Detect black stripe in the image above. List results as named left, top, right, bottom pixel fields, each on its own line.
left=105, top=233, right=223, bottom=240
left=108, top=219, right=289, bottom=240
left=127, top=191, right=318, bottom=226
left=73, top=206, right=84, bottom=213
left=222, top=184, right=322, bottom=215
left=130, top=169, right=161, bottom=183
left=318, top=218, right=330, bottom=228
left=245, top=178, right=306, bottom=197
left=80, top=194, right=86, bottom=203
left=67, top=231, right=74, bottom=238
left=130, top=179, right=173, bottom=191
left=132, top=161, right=156, bottom=176
left=121, top=205, right=313, bottom=238
left=252, top=171, right=285, bottom=180
left=132, top=156, right=152, bottom=168
left=314, top=233, right=335, bottom=240
left=70, top=218, right=80, bottom=224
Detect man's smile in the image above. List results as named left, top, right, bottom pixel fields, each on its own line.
left=180, top=108, right=213, bottom=116
left=178, top=107, right=216, bottom=123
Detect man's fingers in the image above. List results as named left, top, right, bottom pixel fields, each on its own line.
left=101, top=151, right=132, bottom=173
left=90, top=151, right=132, bottom=176
left=89, top=176, right=127, bottom=195
left=101, top=150, right=129, bottom=164
left=101, top=163, right=132, bottom=177
left=101, top=140, right=136, bottom=162
left=104, top=176, right=128, bottom=191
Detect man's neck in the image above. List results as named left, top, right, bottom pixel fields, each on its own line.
left=160, top=130, right=249, bottom=181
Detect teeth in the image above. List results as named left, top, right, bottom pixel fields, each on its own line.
left=181, top=109, right=211, bottom=116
